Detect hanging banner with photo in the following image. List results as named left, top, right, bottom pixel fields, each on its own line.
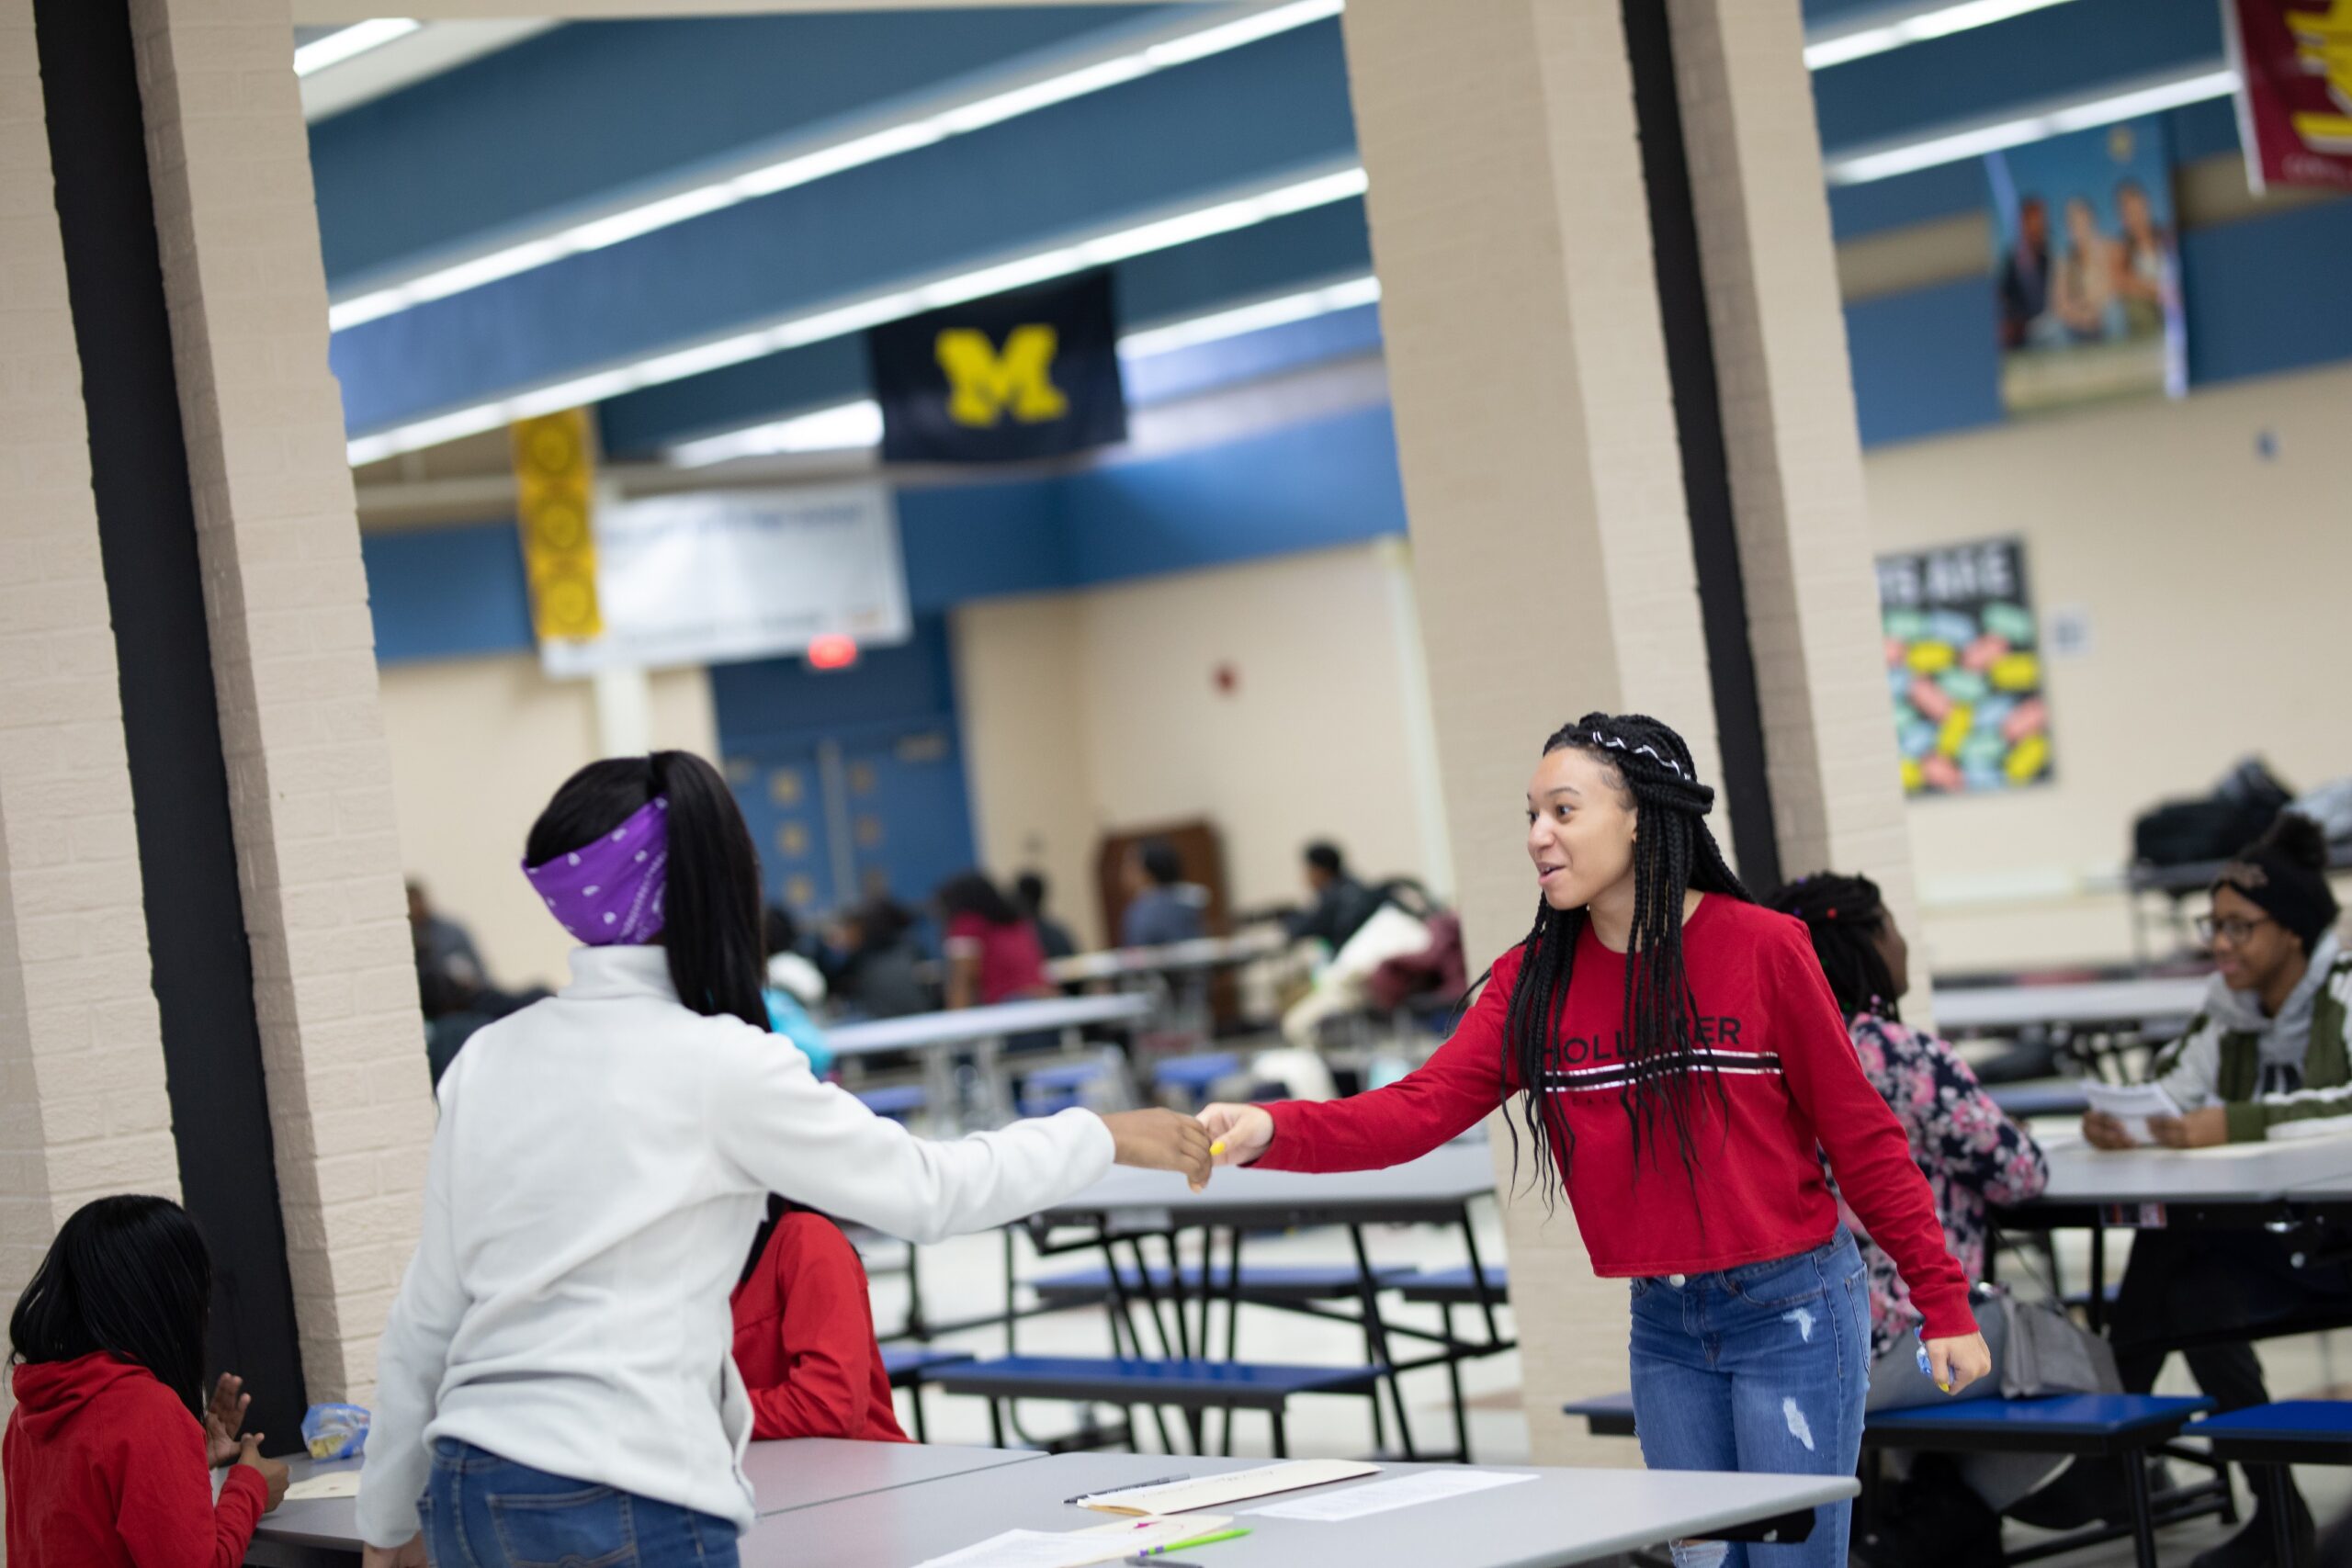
left=1985, top=117, right=2185, bottom=415
left=866, top=269, right=1125, bottom=464
left=541, top=485, right=910, bottom=677
left=2225, top=0, right=2352, bottom=193
left=1877, top=537, right=2052, bottom=798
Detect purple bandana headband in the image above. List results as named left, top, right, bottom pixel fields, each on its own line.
left=524, top=796, right=670, bottom=945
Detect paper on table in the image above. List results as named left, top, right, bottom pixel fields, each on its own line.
left=2083, top=1081, right=2182, bottom=1145
left=1075, top=1458, right=1378, bottom=1514
left=910, top=1514, right=1230, bottom=1568
left=283, top=1471, right=362, bottom=1502
left=1249, top=1468, right=1535, bottom=1522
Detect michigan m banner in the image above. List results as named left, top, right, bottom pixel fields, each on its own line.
left=868, top=269, right=1125, bottom=463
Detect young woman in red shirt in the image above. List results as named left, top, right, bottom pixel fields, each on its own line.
left=1201, top=714, right=1989, bottom=1568
left=730, top=1199, right=909, bottom=1443
left=6, top=1195, right=289, bottom=1567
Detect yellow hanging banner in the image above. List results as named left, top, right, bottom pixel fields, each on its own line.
left=511, top=409, right=603, bottom=642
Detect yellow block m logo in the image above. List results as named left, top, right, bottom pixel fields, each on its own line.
left=936, top=324, right=1069, bottom=428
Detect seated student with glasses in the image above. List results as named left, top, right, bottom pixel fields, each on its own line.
left=2066, top=812, right=2349, bottom=1568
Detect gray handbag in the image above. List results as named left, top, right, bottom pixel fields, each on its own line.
left=1994, top=1288, right=2122, bottom=1397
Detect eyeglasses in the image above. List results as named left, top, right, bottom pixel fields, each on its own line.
left=2196, top=913, right=2273, bottom=946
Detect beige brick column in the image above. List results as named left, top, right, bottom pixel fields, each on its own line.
left=1339, top=0, right=1722, bottom=1464
left=127, top=0, right=429, bottom=1404
left=1667, top=0, right=1918, bottom=925
left=0, top=0, right=183, bottom=1538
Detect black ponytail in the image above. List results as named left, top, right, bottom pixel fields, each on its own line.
left=1501, top=714, right=1751, bottom=1205
left=527, top=751, right=771, bottom=1031
left=10, top=1195, right=212, bottom=1416
left=1764, top=873, right=1900, bottom=1023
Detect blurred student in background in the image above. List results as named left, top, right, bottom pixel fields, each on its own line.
left=1120, top=841, right=1204, bottom=949
left=823, top=897, right=933, bottom=1020
left=1014, top=872, right=1078, bottom=963
left=730, top=1199, right=906, bottom=1442
left=937, top=872, right=1054, bottom=1009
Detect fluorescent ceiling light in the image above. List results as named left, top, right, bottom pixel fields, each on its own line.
left=1804, top=0, right=2083, bottom=71
left=327, top=0, right=1343, bottom=333
left=345, top=164, right=1368, bottom=466
left=294, top=18, right=420, bottom=76
left=1823, top=64, right=2237, bottom=185
left=664, top=271, right=1385, bottom=469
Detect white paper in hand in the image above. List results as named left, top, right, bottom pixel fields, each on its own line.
left=2084, top=1082, right=2182, bottom=1145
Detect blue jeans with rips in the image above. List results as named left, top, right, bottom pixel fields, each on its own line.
left=419, top=1439, right=740, bottom=1568
left=1626, top=1229, right=1871, bottom=1568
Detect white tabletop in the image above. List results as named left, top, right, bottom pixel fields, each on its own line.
left=244, top=1456, right=364, bottom=1564
left=827, top=992, right=1154, bottom=1056
left=1038, top=1139, right=1498, bottom=1225
left=741, top=1450, right=1859, bottom=1568
left=243, top=1444, right=1051, bottom=1560
left=1047, top=931, right=1283, bottom=985
left=2030, top=1125, right=2352, bottom=1205
left=745, top=1438, right=1044, bottom=1516
left=1927, top=976, right=2208, bottom=1035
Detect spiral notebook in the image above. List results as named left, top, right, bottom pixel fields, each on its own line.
left=1073, top=1460, right=1380, bottom=1516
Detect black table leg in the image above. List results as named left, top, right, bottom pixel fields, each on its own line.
left=2125, top=1443, right=2159, bottom=1568
left=2266, top=1465, right=2300, bottom=1568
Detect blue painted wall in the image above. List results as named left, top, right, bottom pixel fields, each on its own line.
left=365, top=192, right=2351, bottom=669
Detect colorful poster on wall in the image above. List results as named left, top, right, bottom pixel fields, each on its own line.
left=1877, top=537, right=2052, bottom=798
left=2225, top=0, right=2352, bottom=193
left=1986, top=117, right=2184, bottom=414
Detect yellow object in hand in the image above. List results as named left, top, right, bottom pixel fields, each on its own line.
left=1209, top=1141, right=1227, bottom=1157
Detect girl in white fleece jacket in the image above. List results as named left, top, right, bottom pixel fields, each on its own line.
left=355, top=752, right=1210, bottom=1568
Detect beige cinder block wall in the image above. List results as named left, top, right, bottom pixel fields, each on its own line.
left=1667, top=0, right=1921, bottom=937
left=0, top=0, right=185, bottom=1551
left=129, top=0, right=429, bottom=1404
left=1339, top=0, right=1725, bottom=1465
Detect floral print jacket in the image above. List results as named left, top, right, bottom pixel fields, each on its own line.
left=1838, top=1011, right=2049, bottom=1361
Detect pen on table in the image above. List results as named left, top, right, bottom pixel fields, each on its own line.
left=1067, top=1474, right=1188, bottom=1506
left=1129, top=1528, right=1250, bottom=1559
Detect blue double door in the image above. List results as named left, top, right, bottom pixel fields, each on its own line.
left=713, top=616, right=979, bottom=926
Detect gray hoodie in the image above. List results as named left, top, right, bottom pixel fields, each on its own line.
left=2153, top=931, right=2352, bottom=1140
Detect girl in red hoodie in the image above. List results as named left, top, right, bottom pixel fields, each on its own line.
left=5, top=1194, right=288, bottom=1567
left=729, top=1200, right=909, bottom=1443
left=1201, top=715, right=1989, bottom=1568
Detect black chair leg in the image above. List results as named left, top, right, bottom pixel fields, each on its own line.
left=1272, top=1409, right=1289, bottom=1459
left=2265, top=1465, right=2300, bottom=1568
left=989, top=1397, right=1006, bottom=1450
left=2125, top=1446, right=2160, bottom=1568
left=910, top=1383, right=930, bottom=1443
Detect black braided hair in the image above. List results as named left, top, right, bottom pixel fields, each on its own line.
left=1500, top=714, right=1752, bottom=1207
left=1764, top=873, right=1901, bottom=1024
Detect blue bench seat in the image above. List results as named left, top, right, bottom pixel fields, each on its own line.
left=1399, top=1264, right=1507, bottom=1305
left=854, top=1085, right=927, bottom=1119
left=932, top=1354, right=1385, bottom=1457
left=1028, top=1262, right=1408, bottom=1304
left=879, top=1346, right=976, bottom=1386
left=1566, top=1390, right=2211, bottom=1454
left=2193, top=1400, right=2352, bottom=1465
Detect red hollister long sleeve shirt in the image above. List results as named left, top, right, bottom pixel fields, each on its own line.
left=1259, top=895, right=1977, bottom=1341
left=729, top=1212, right=910, bottom=1443
left=5, top=1352, right=268, bottom=1568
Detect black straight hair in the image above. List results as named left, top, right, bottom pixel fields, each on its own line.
left=527, top=752, right=771, bottom=1032
left=1304, top=841, right=1345, bottom=876
left=9, top=1194, right=212, bottom=1416
left=1765, top=873, right=1900, bottom=1023
left=1501, top=714, right=1751, bottom=1207
left=1140, top=841, right=1183, bottom=886
left=936, top=871, right=1020, bottom=928
left=1013, top=872, right=1048, bottom=915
